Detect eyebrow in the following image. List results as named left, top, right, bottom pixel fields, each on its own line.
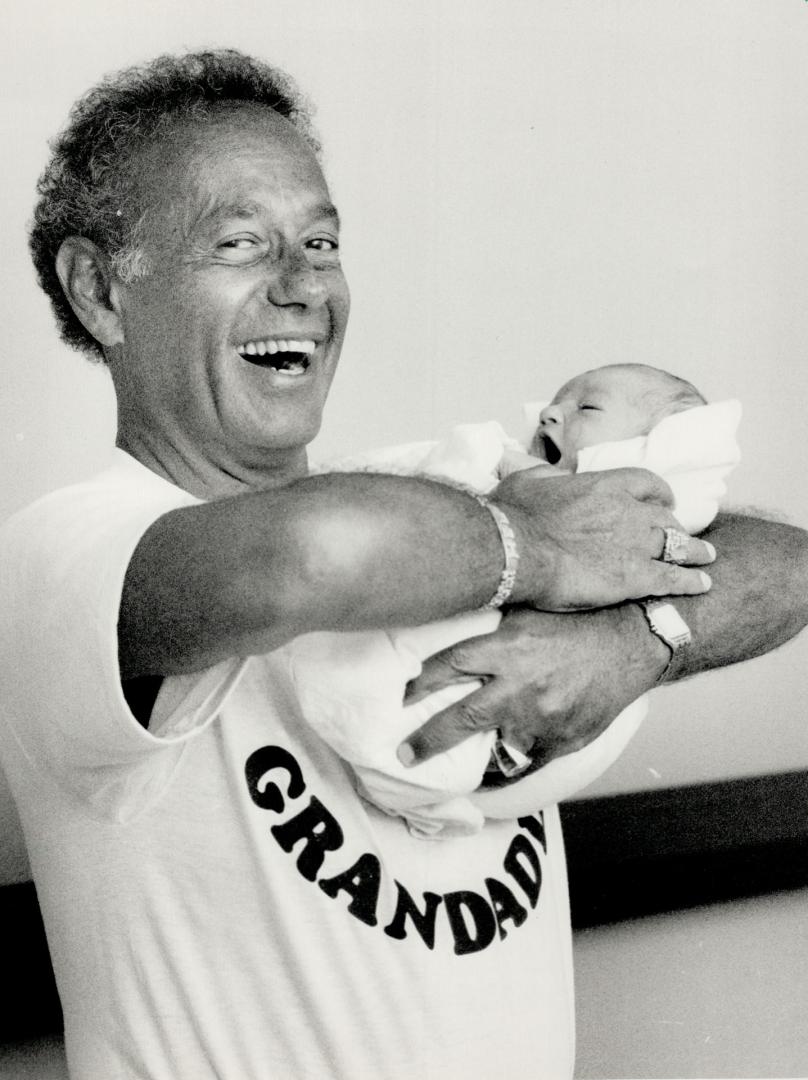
left=192, top=198, right=341, bottom=232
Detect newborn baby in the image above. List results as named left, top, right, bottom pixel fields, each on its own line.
left=288, top=364, right=741, bottom=838
left=530, top=364, right=706, bottom=469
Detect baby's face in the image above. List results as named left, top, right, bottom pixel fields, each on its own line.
left=530, top=368, right=652, bottom=470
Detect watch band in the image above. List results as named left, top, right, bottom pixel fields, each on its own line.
left=639, top=599, right=692, bottom=656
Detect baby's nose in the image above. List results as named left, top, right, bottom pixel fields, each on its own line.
left=539, top=403, right=564, bottom=426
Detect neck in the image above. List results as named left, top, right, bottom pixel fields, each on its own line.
left=116, top=429, right=309, bottom=500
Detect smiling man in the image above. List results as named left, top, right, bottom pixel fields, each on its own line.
left=1, top=50, right=807, bottom=1080
left=64, top=105, right=349, bottom=496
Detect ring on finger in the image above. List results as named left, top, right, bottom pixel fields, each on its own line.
left=661, top=527, right=690, bottom=565
left=492, top=733, right=532, bottom=778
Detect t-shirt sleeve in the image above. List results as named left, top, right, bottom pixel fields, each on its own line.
left=0, top=469, right=244, bottom=817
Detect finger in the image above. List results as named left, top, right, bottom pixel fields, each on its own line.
left=405, top=633, right=498, bottom=704
left=652, top=526, right=717, bottom=566
left=643, top=562, right=713, bottom=597
left=610, top=467, right=675, bottom=508
left=398, top=680, right=501, bottom=765
left=404, top=651, right=482, bottom=705
left=498, top=450, right=543, bottom=479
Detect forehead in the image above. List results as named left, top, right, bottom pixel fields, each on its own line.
left=131, top=107, right=332, bottom=227
left=555, top=367, right=651, bottom=402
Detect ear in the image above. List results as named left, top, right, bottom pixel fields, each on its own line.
left=55, top=237, right=125, bottom=349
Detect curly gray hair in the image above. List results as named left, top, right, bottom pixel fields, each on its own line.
left=29, top=49, right=319, bottom=361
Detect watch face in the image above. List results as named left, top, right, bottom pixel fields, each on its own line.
left=643, top=601, right=692, bottom=651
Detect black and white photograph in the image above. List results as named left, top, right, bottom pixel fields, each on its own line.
left=1, top=2, right=807, bottom=1077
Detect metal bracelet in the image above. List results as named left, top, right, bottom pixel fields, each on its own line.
left=475, top=496, right=520, bottom=610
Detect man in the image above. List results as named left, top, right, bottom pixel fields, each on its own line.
left=1, top=50, right=805, bottom=1079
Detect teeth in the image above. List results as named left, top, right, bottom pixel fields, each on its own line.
left=236, top=337, right=317, bottom=355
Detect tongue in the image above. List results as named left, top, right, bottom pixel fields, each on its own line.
left=271, top=352, right=306, bottom=371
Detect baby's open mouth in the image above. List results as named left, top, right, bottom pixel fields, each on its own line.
left=236, top=338, right=316, bottom=374
left=537, top=432, right=562, bottom=465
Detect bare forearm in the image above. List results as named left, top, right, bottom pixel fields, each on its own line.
left=120, top=466, right=715, bottom=679
left=231, top=474, right=505, bottom=631
left=662, top=512, right=808, bottom=681
left=121, top=472, right=502, bottom=677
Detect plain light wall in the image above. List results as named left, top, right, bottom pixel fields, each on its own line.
left=1, top=4, right=808, bottom=1076
left=574, top=887, right=808, bottom=1079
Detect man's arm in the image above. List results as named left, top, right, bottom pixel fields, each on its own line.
left=401, top=512, right=808, bottom=766
left=119, top=467, right=712, bottom=679
left=664, top=512, right=808, bottom=679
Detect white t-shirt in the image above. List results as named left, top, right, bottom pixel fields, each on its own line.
left=0, top=450, right=575, bottom=1080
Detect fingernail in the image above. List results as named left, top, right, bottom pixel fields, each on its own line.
left=704, top=542, right=716, bottom=561
left=700, top=571, right=712, bottom=589
left=397, top=743, right=416, bottom=767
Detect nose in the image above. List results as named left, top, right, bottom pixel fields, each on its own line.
left=539, top=403, right=563, bottom=426
left=266, top=250, right=328, bottom=308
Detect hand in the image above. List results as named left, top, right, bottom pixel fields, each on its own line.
left=493, top=467, right=716, bottom=611
left=497, top=449, right=567, bottom=480
left=399, top=605, right=669, bottom=769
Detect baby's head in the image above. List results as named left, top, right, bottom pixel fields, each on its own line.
left=531, top=363, right=706, bottom=470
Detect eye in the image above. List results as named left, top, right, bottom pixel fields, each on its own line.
left=579, top=404, right=601, bottom=412
left=215, top=234, right=268, bottom=265
left=305, top=235, right=341, bottom=269
left=306, top=237, right=339, bottom=252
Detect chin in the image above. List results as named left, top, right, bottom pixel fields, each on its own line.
left=253, top=419, right=323, bottom=456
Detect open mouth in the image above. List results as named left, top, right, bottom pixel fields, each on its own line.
left=536, top=431, right=562, bottom=466
left=236, top=337, right=316, bottom=375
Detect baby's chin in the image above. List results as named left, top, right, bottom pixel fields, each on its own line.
left=556, top=448, right=579, bottom=472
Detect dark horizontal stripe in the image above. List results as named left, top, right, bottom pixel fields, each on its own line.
left=561, top=770, right=808, bottom=928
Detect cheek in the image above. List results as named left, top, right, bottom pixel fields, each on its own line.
left=328, top=277, right=351, bottom=329
left=566, top=416, right=599, bottom=451
left=155, top=265, right=250, bottom=322
left=565, top=416, right=584, bottom=442
left=126, top=274, right=196, bottom=337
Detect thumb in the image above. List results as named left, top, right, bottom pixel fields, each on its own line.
left=613, top=467, right=674, bottom=507
left=498, top=449, right=543, bottom=479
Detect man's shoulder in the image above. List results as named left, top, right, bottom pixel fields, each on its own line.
left=2, top=451, right=194, bottom=538
left=0, top=450, right=199, bottom=599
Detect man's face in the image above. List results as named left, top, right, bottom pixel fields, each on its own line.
left=531, top=368, right=651, bottom=470
left=108, top=106, right=350, bottom=493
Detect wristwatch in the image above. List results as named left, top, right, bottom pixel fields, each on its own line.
left=638, top=599, right=692, bottom=655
